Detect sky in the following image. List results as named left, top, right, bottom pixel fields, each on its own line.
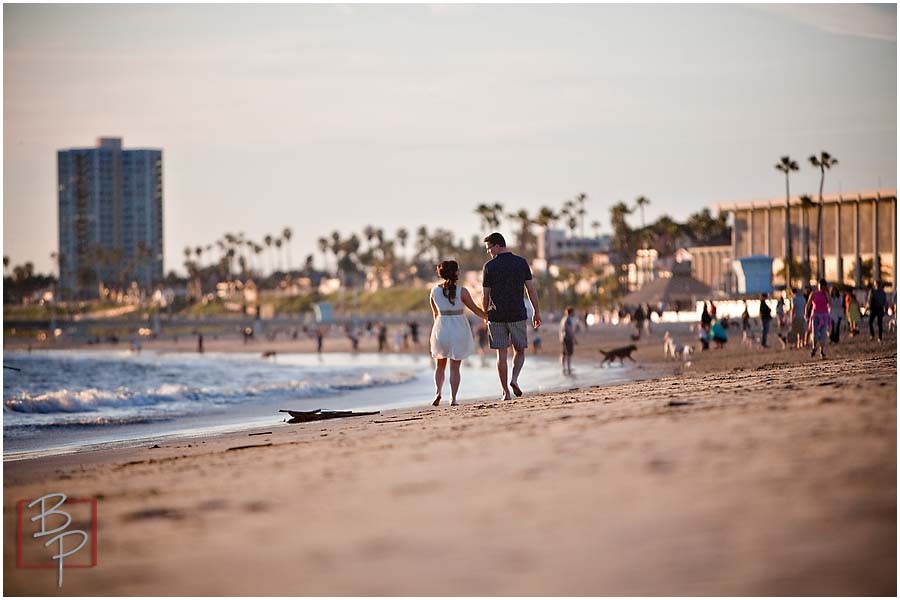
left=3, top=3, right=897, bottom=276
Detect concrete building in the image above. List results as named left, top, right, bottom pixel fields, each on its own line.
left=534, top=228, right=611, bottom=272
left=682, top=245, right=734, bottom=294
left=58, top=137, right=163, bottom=298
left=717, top=189, right=896, bottom=288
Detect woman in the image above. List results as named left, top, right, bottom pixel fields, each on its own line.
left=430, top=260, right=488, bottom=406
left=806, top=278, right=832, bottom=359
left=710, top=318, right=728, bottom=349
left=845, top=290, right=861, bottom=336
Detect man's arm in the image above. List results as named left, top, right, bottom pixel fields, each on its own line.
left=524, top=280, right=542, bottom=329
left=482, top=287, right=491, bottom=319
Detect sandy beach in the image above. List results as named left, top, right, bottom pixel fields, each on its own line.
left=3, top=326, right=896, bottom=595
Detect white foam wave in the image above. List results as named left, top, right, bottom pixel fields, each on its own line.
left=4, top=370, right=418, bottom=415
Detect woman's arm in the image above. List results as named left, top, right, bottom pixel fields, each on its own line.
left=461, top=287, right=488, bottom=320
left=430, top=294, right=438, bottom=320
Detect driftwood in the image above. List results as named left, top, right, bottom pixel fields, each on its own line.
left=279, top=408, right=380, bottom=424
left=226, top=443, right=273, bottom=452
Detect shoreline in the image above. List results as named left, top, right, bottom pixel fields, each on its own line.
left=2, top=351, right=665, bottom=462
left=3, top=328, right=896, bottom=594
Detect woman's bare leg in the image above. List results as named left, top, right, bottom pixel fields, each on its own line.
left=433, top=358, right=447, bottom=406
left=449, top=359, right=462, bottom=405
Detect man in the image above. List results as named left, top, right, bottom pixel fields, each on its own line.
left=481, top=232, right=542, bottom=400
left=759, top=292, right=772, bottom=348
left=559, top=306, right=578, bottom=375
left=866, top=280, right=887, bottom=342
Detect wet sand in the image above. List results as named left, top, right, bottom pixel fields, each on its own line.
left=3, top=326, right=896, bottom=595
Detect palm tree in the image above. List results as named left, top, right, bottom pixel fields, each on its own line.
left=475, top=204, right=504, bottom=231
left=253, top=243, right=263, bottom=278
left=415, top=226, right=429, bottom=259
left=534, top=206, right=558, bottom=230
left=330, top=231, right=342, bottom=274
left=508, top=209, right=533, bottom=253
left=775, top=156, right=800, bottom=288
left=396, top=228, right=409, bottom=261
left=282, top=227, right=293, bottom=273
left=263, top=234, right=274, bottom=275
left=634, top=196, right=651, bottom=250
left=363, top=225, right=376, bottom=252
left=799, top=195, right=815, bottom=283
left=574, top=192, right=588, bottom=237
left=809, top=151, right=838, bottom=280
left=275, top=237, right=284, bottom=273
left=245, top=239, right=255, bottom=275
left=237, top=232, right=247, bottom=275
left=635, top=196, right=650, bottom=229
left=3, top=255, right=9, bottom=277
left=317, top=237, right=329, bottom=273
left=591, top=220, right=602, bottom=238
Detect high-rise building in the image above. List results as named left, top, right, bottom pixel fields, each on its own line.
left=57, top=137, right=163, bottom=298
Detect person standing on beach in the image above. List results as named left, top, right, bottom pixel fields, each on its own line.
left=806, top=279, right=832, bottom=359
left=559, top=306, right=578, bottom=375
left=790, top=288, right=807, bottom=349
left=845, top=290, right=861, bottom=336
left=828, top=286, right=844, bottom=343
left=759, top=293, right=772, bottom=348
left=429, top=260, right=488, bottom=406
left=741, top=301, right=751, bottom=334
left=377, top=323, right=388, bottom=352
left=866, top=281, right=887, bottom=342
left=481, top=232, right=542, bottom=400
left=775, top=296, right=785, bottom=334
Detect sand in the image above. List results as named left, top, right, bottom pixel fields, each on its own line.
left=3, top=325, right=897, bottom=595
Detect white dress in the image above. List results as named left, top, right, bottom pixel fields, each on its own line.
left=430, top=285, right=476, bottom=360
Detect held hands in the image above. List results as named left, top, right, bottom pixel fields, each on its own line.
left=532, top=312, right=542, bottom=330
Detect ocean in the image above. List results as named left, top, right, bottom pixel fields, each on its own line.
left=3, top=349, right=635, bottom=459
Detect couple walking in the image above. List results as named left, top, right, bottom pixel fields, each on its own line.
left=429, top=232, right=542, bottom=406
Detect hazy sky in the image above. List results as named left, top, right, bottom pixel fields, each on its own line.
left=4, top=3, right=897, bottom=275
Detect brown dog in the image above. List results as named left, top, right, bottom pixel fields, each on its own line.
left=598, top=344, right=638, bottom=365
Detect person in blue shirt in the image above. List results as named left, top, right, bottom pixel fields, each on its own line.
left=711, top=318, right=728, bottom=349
left=481, top=232, right=542, bottom=400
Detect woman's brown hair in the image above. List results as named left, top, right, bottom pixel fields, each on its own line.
left=436, top=260, right=459, bottom=305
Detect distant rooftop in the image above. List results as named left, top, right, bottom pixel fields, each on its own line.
left=716, top=188, right=896, bottom=212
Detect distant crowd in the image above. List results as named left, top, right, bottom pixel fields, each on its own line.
left=692, top=280, right=894, bottom=359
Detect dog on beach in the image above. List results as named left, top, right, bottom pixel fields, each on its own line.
left=663, top=331, right=694, bottom=362
left=599, top=344, right=638, bottom=365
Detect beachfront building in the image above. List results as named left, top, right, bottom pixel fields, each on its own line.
left=717, top=189, right=896, bottom=289
left=681, top=244, right=734, bottom=294
left=533, top=227, right=611, bottom=272
left=57, top=137, right=164, bottom=298
left=625, top=248, right=667, bottom=291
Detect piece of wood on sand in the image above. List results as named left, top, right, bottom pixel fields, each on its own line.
left=279, top=408, right=380, bottom=424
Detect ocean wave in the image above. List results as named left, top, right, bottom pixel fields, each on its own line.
left=3, top=370, right=418, bottom=415
left=5, top=414, right=170, bottom=431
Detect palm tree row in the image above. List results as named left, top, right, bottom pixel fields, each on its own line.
left=775, top=151, right=838, bottom=287
left=183, top=227, right=295, bottom=281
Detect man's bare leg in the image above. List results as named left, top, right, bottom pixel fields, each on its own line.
left=510, top=346, right=526, bottom=396
left=495, top=347, right=511, bottom=400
